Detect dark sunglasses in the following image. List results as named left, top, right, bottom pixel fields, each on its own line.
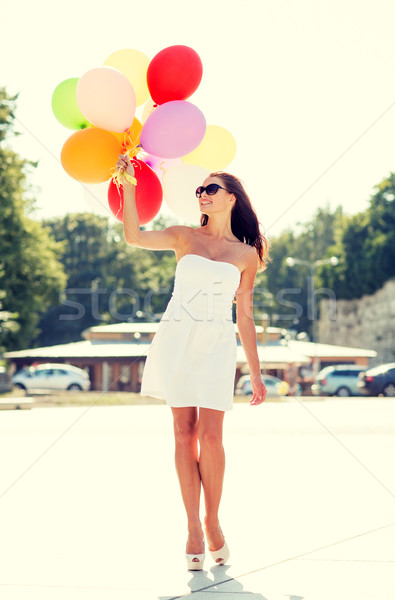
left=195, top=183, right=228, bottom=198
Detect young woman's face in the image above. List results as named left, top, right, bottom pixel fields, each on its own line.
left=197, top=177, right=233, bottom=214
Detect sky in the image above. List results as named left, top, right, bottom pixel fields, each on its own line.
left=3, top=0, right=395, bottom=238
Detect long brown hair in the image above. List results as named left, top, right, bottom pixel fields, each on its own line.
left=200, top=172, right=270, bottom=271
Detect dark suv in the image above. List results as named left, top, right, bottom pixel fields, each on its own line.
left=357, top=363, right=395, bottom=397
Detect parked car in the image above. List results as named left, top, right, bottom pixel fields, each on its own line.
left=235, top=374, right=290, bottom=397
left=357, top=363, right=395, bottom=397
left=311, top=365, right=366, bottom=397
left=12, top=363, right=91, bottom=392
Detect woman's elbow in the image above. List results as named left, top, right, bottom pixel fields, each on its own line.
left=123, top=230, right=139, bottom=246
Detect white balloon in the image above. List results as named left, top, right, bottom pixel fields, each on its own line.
left=141, top=98, right=156, bottom=124
left=82, top=180, right=112, bottom=217
left=76, top=67, right=136, bottom=133
left=162, top=164, right=210, bottom=223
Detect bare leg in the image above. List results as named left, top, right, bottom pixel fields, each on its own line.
left=198, top=408, right=226, bottom=554
left=171, top=407, right=204, bottom=556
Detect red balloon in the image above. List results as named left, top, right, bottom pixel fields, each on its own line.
left=108, top=159, right=163, bottom=224
left=147, top=45, right=203, bottom=105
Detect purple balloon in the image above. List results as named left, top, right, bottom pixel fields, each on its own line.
left=140, top=101, right=206, bottom=158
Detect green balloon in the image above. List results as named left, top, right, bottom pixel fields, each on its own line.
left=51, top=78, right=91, bottom=130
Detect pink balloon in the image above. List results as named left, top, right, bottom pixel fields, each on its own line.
left=139, top=152, right=182, bottom=181
left=77, top=67, right=136, bottom=133
left=140, top=101, right=206, bottom=158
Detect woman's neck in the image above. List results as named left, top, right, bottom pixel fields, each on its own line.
left=201, top=214, right=235, bottom=242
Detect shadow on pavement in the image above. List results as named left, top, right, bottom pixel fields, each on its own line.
left=159, top=564, right=273, bottom=599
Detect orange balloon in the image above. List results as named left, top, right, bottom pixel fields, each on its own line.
left=61, top=128, right=123, bottom=183
left=111, top=117, right=142, bottom=155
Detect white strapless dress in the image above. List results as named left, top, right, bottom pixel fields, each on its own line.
left=140, top=254, right=241, bottom=411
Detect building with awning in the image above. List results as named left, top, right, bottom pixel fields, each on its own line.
left=287, top=340, right=377, bottom=368
left=237, top=343, right=311, bottom=370
left=4, top=322, right=376, bottom=392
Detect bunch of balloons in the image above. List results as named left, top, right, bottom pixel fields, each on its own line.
left=52, top=45, right=236, bottom=224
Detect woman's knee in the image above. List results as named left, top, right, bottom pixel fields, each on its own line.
left=173, top=419, right=198, bottom=446
left=198, top=427, right=223, bottom=449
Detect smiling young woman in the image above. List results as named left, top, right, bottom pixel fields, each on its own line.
left=117, top=154, right=269, bottom=570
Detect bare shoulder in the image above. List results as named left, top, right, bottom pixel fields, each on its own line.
left=169, top=225, right=196, bottom=246
left=166, top=225, right=194, bottom=236
left=239, top=244, right=259, bottom=274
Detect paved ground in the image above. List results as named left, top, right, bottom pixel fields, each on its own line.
left=0, top=397, right=394, bottom=599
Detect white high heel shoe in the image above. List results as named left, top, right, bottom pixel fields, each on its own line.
left=210, top=540, right=230, bottom=565
left=186, top=541, right=205, bottom=571
left=186, top=551, right=205, bottom=571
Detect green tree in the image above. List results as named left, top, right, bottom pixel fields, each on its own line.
left=0, top=88, right=66, bottom=351
left=321, top=174, right=395, bottom=299
left=0, top=279, right=19, bottom=354
left=264, top=205, right=344, bottom=335
left=37, top=213, right=180, bottom=346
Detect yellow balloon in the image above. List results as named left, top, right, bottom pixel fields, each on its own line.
left=104, top=49, right=150, bottom=107
left=182, top=125, right=236, bottom=171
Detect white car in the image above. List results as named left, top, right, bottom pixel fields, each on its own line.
left=12, top=363, right=91, bottom=392
left=235, top=374, right=289, bottom=397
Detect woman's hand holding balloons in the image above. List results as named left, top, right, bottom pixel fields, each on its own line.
left=116, top=154, right=135, bottom=181
left=114, top=154, right=137, bottom=188
left=250, top=374, right=267, bottom=406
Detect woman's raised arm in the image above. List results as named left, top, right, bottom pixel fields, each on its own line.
left=117, top=154, right=189, bottom=251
